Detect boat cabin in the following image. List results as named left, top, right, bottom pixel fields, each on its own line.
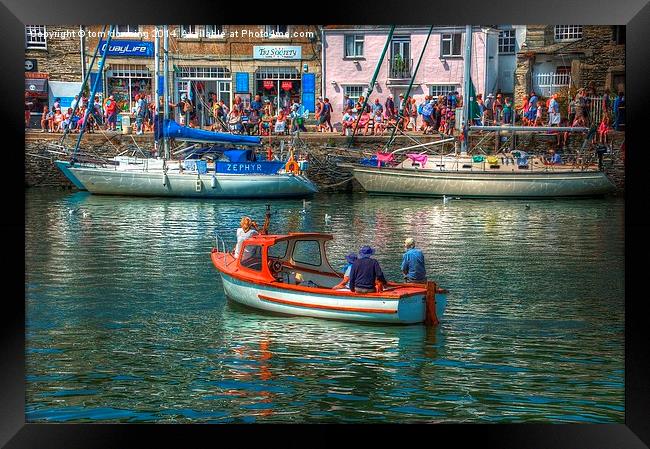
left=233, top=233, right=342, bottom=287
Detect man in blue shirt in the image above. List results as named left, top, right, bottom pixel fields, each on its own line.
left=251, top=94, right=263, bottom=114
left=401, top=238, right=427, bottom=283
left=349, top=246, right=387, bottom=293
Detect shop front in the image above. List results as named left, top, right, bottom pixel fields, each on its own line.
left=255, top=67, right=302, bottom=113
left=175, top=66, right=232, bottom=127
left=106, top=64, right=152, bottom=113
left=25, top=72, right=49, bottom=117
left=252, top=45, right=310, bottom=114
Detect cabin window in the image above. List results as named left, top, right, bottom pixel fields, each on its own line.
left=292, top=240, right=322, bottom=267
left=268, top=241, right=288, bottom=259
left=241, top=245, right=263, bottom=271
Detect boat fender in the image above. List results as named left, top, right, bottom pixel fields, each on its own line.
left=195, top=178, right=202, bottom=192
left=285, top=160, right=300, bottom=175
left=162, top=173, right=168, bottom=187
left=211, top=174, right=217, bottom=189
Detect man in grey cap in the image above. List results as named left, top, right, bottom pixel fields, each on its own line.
left=401, top=237, right=427, bottom=283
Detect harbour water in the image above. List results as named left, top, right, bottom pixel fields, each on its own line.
left=25, top=190, right=624, bottom=423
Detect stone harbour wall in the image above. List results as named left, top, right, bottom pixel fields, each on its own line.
left=25, top=130, right=625, bottom=194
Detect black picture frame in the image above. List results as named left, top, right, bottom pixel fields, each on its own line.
left=5, top=0, right=649, bottom=447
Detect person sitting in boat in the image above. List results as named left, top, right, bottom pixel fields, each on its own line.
left=233, top=216, right=259, bottom=258
left=332, top=253, right=358, bottom=290
left=349, top=246, right=387, bottom=294
left=401, top=238, right=427, bottom=283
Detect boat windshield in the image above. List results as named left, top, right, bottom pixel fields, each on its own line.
left=241, top=244, right=263, bottom=271
left=268, top=241, right=288, bottom=260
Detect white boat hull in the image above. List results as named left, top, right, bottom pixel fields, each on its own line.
left=55, top=161, right=318, bottom=198
left=350, top=165, right=615, bottom=198
left=220, top=272, right=447, bottom=324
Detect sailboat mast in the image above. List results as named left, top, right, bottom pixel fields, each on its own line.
left=163, top=25, right=170, bottom=160
left=72, top=25, right=115, bottom=161
left=461, top=24, right=472, bottom=155
left=347, top=25, right=395, bottom=147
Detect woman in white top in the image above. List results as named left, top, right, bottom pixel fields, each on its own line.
left=233, top=216, right=259, bottom=258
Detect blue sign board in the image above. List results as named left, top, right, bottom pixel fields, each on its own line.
left=99, top=40, right=154, bottom=57
left=236, top=73, right=249, bottom=93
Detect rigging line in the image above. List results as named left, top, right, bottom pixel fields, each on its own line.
left=73, top=25, right=115, bottom=161
left=60, top=24, right=108, bottom=147
left=385, top=25, right=434, bottom=151
left=347, top=25, right=396, bottom=148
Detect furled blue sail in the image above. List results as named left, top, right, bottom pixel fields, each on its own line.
left=157, top=119, right=261, bottom=146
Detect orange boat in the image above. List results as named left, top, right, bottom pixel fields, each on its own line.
left=210, top=230, right=447, bottom=325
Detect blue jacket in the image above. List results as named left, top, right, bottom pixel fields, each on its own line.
left=349, top=257, right=386, bottom=291
left=401, top=248, right=427, bottom=281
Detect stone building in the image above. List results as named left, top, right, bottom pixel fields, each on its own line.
left=83, top=25, right=322, bottom=123
left=513, top=25, right=625, bottom=101
left=24, top=25, right=84, bottom=121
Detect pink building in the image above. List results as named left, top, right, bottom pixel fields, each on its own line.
left=322, top=25, right=499, bottom=126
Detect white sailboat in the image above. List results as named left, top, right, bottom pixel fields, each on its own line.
left=54, top=25, right=317, bottom=199
left=345, top=25, right=616, bottom=198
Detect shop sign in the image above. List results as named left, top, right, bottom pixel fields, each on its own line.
left=25, top=71, right=48, bottom=79
left=263, top=80, right=275, bottom=89
left=253, top=46, right=302, bottom=60
left=99, top=40, right=154, bottom=57
left=281, top=81, right=293, bottom=91
left=25, top=59, right=38, bottom=72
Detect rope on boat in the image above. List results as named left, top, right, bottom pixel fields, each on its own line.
left=319, top=177, right=355, bottom=189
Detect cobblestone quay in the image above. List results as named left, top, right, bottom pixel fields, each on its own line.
left=25, top=130, right=625, bottom=194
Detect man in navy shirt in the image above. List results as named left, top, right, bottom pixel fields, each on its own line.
left=401, top=238, right=427, bottom=282
left=349, top=246, right=387, bottom=293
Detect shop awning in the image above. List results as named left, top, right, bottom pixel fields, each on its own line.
left=25, top=78, right=48, bottom=96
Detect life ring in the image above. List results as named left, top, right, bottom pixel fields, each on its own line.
left=285, top=160, right=300, bottom=174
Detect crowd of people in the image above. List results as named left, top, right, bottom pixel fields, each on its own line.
left=316, top=91, right=462, bottom=137
left=35, top=93, right=155, bottom=135
left=28, top=85, right=625, bottom=142
left=172, top=93, right=309, bottom=137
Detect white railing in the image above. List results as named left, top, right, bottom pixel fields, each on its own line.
left=585, top=96, right=613, bottom=126
left=534, top=72, right=571, bottom=97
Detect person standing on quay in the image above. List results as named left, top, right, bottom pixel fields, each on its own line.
left=401, top=237, right=427, bottom=283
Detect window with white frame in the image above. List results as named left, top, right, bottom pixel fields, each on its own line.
left=116, top=25, right=139, bottom=35
left=344, top=34, right=364, bottom=57
left=554, top=25, right=583, bottom=41
left=441, top=33, right=462, bottom=57
left=255, top=66, right=300, bottom=80
left=204, top=25, right=224, bottom=38
left=25, top=25, right=46, bottom=49
left=344, top=85, right=365, bottom=102
left=498, top=29, right=516, bottom=54
left=178, top=66, right=231, bottom=79
left=429, top=85, right=458, bottom=97
left=181, top=25, right=198, bottom=38
left=265, top=25, right=288, bottom=37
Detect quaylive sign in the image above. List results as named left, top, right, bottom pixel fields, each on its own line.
left=253, top=46, right=302, bottom=60
left=99, top=40, right=154, bottom=57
